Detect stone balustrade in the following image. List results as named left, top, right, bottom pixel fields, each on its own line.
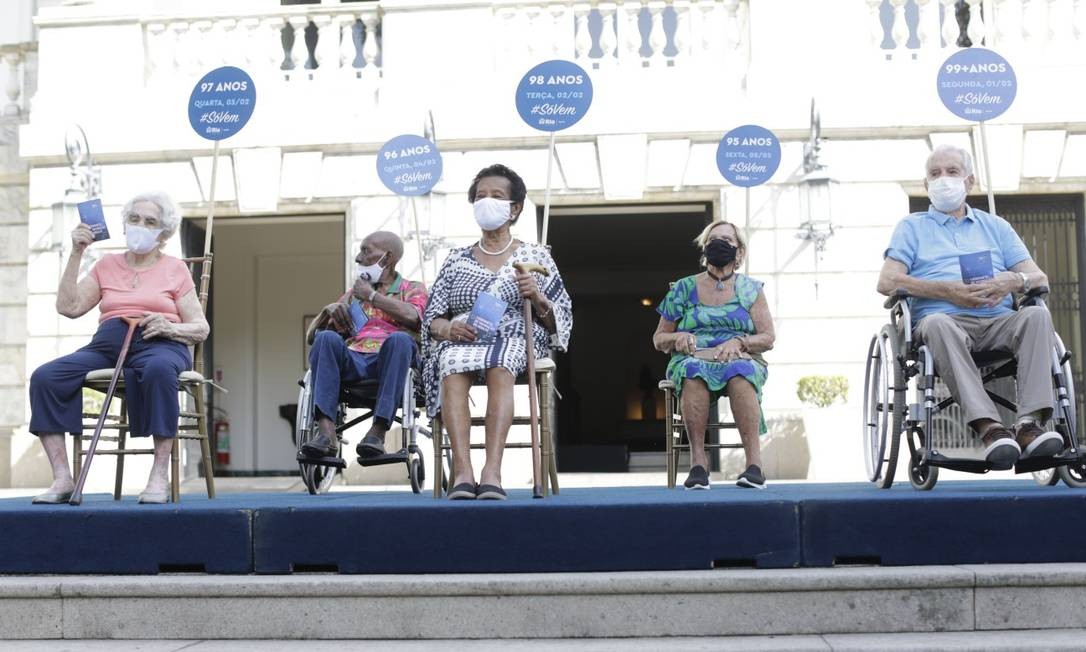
left=139, top=5, right=382, bottom=84
left=874, top=0, right=1085, bottom=60
left=494, top=0, right=749, bottom=70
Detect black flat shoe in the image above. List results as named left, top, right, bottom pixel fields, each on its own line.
left=300, top=433, right=338, bottom=458
left=476, top=484, right=507, bottom=500
left=355, top=434, right=385, bottom=459
left=447, top=483, right=477, bottom=500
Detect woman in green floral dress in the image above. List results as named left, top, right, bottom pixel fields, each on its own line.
left=652, top=220, right=776, bottom=489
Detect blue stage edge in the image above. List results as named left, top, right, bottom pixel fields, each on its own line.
left=2, top=481, right=1084, bottom=574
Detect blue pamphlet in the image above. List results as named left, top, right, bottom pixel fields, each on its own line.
left=349, top=299, right=368, bottom=334
left=467, top=293, right=507, bottom=342
left=959, top=251, right=994, bottom=284
left=77, top=198, right=109, bottom=241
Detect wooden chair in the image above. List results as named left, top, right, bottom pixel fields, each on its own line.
left=74, top=254, right=218, bottom=502
left=660, top=379, right=743, bottom=488
left=431, top=358, right=559, bottom=498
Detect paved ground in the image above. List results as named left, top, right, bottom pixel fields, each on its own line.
left=2, top=630, right=1086, bottom=651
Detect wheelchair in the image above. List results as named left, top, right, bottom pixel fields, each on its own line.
left=863, top=287, right=1086, bottom=490
left=295, top=366, right=429, bottom=495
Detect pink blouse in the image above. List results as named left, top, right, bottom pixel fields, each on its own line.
left=89, top=253, right=195, bottom=323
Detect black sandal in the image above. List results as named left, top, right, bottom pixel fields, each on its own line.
left=476, top=484, right=507, bottom=500
left=447, top=483, right=477, bottom=500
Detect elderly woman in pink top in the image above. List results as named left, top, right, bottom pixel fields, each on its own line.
left=28, top=191, right=208, bottom=504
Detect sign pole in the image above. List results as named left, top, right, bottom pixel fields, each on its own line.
left=743, top=186, right=751, bottom=275
left=978, top=120, right=997, bottom=215
left=541, top=132, right=556, bottom=246
left=410, top=197, right=427, bottom=287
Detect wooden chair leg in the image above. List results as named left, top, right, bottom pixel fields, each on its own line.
left=72, top=431, right=83, bottom=486
left=194, top=387, right=215, bottom=498
left=432, top=416, right=443, bottom=499
left=664, top=386, right=675, bottom=488
left=170, top=438, right=180, bottom=503
left=114, top=399, right=128, bottom=500
left=540, top=371, right=558, bottom=496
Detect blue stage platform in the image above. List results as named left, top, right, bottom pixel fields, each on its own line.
left=2, top=481, right=1084, bottom=574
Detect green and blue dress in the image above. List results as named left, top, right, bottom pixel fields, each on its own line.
left=657, top=273, right=768, bottom=434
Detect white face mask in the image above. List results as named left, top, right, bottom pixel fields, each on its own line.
left=125, top=225, right=164, bottom=255
left=473, top=197, right=513, bottom=231
left=927, top=176, right=967, bottom=213
left=356, top=252, right=387, bottom=283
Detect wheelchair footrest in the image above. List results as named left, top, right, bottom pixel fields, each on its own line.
left=296, top=452, right=347, bottom=469
left=1014, top=451, right=1083, bottom=474
left=357, top=449, right=409, bottom=468
left=926, top=451, right=991, bottom=474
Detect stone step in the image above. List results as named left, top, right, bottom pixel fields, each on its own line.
left=3, top=564, right=1086, bottom=640
left=3, top=630, right=1086, bottom=651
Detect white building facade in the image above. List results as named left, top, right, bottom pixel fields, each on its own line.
left=3, top=0, right=1086, bottom=490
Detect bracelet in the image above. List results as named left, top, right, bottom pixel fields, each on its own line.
left=367, top=289, right=378, bottom=303
left=738, top=336, right=750, bottom=353
left=535, top=301, right=552, bottom=320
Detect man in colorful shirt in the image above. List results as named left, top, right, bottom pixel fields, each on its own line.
left=301, top=231, right=428, bottom=461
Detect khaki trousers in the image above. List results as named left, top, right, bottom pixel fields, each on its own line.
left=914, top=306, right=1055, bottom=426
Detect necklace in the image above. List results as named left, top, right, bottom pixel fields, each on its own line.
left=126, top=253, right=160, bottom=289
left=478, top=236, right=514, bottom=256
left=706, top=268, right=734, bottom=291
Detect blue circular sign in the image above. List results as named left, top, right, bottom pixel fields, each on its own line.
left=937, top=48, right=1016, bottom=121
left=376, top=134, right=443, bottom=196
left=187, top=66, right=256, bottom=140
left=716, top=125, right=782, bottom=187
left=515, top=60, right=593, bottom=132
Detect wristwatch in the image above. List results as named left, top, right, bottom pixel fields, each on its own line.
left=1017, top=272, right=1030, bottom=293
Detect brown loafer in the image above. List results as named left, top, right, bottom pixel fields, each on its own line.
left=1015, top=421, right=1064, bottom=459
left=981, top=425, right=1021, bottom=470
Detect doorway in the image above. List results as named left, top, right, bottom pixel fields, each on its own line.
left=547, top=203, right=712, bottom=472
left=210, top=216, right=345, bottom=474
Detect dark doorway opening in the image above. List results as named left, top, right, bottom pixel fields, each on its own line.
left=547, top=203, right=713, bottom=472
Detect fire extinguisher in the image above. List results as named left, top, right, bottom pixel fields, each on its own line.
left=214, top=416, right=231, bottom=466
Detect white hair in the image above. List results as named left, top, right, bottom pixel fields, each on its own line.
left=122, top=191, right=181, bottom=239
left=926, top=144, right=974, bottom=177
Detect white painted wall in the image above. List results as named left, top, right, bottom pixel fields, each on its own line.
left=212, top=218, right=343, bottom=473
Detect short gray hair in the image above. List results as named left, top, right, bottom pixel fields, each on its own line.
left=122, top=191, right=181, bottom=239
left=926, top=144, right=974, bottom=177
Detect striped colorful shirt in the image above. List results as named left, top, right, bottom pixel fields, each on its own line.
left=333, top=274, right=428, bottom=354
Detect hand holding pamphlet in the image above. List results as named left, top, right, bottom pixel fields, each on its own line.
left=348, top=299, right=368, bottom=335
left=77, top=198, right=110, bottom=241
left=959, top=251, right=994, bottom=285
left=467, top=292, right=507, bottom=342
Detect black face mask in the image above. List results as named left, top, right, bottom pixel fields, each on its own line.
left=704, top=239, right=738, bottom=267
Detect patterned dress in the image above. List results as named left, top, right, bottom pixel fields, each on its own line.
left=657, top=273, right=769, bottom=434
left=422, top=243, right=573, bottom=418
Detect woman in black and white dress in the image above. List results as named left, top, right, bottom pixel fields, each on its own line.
left=423, top=164, right=572, bottom=500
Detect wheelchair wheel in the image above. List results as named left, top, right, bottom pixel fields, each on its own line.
left=863, top=324, right=905, bottom=488
left=1058, top=460, right=1086, bottom=488
left=907, top=428, right=938, bottom=490
left=296, top=370, right=340, bottom=495
left=408, top=446, right=424, bottom=494
left=1049, top=334, right=1085, bottom=489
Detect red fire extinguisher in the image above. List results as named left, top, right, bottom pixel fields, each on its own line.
left=214, top=417, right=231, bottom=466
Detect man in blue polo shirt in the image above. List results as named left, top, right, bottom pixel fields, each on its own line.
left=877, top=144, right=1062, bottom=470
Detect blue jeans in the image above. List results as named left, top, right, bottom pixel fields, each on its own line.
left=308, top=330, right=417, bottom=426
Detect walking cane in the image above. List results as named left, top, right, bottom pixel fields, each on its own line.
left=513, top=262, right=550, bottom=499
left=70, top=315, right=142, bottom=506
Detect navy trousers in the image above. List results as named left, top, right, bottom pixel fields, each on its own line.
left=309, top=330, right=417, bottom=425
left=29, top=318, right=193, bottom=438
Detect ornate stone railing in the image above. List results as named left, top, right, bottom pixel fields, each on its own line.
left=874, top=0, right=1085, bottom=60
left=139, top=4, right=382, bottom=84
left=1, top=43, right=35, bottom=118
left=494, top=0, right=749, bottom=70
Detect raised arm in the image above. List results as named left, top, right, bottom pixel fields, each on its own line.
left=56, top=224, right=102, bottom=319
